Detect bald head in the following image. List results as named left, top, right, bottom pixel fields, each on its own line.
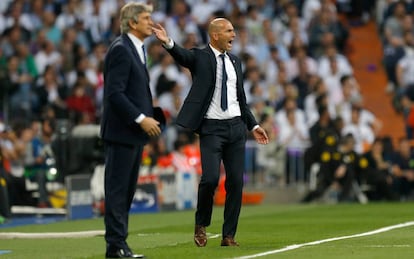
left=208, top=18, right=235, bottom=53
left=208, top=18, right=230, bottom=35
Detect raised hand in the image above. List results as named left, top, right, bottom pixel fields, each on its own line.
left=152, top=23, right=169, bottom=45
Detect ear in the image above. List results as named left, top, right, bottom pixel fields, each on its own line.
left=211, top=32, right=219, bottom=41
left=128, top=19, right=136, bottom=29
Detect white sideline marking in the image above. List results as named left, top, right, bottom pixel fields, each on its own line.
left=0, top=230, right=105, bottom=239
left=234, top=221, right=414, bottom=259
left=364, top=245, right=411, bottom=248
left=208, top=233, right=221, bottom=239
left=0, top=230, right=220, bottom=241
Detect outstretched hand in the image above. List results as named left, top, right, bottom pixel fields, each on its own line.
left=152, top=23, right=169, bottom=45
left=252, top=126, right=269, bottom=145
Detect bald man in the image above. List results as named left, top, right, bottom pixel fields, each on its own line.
left=153, top=18, right=268, bottom=247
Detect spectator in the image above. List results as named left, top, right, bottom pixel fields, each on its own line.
left=25, top=118, right=56, bottom=207
left=282, top=16, right=308, bottom=49
left=272, top=1, right=304, bottom=39
left=65, top=55, right=98, bottom=89
left=359, top=137, right=396, bottom=201
left=231, top=25, right=257, bottom=59
left=285, top=45, right=318, bottom=81
left=335, top=74, right=361, bottom=122
left=390, top=137, right=414, bottom=200
left=27, top=0, right=45, bottom=33
left=35, top=65, right=68, bottom=119
left=66, top=82, right=96, bottom=124
left=1, top=25, right=26, bottom=57
left=4, top=121, right=36, bottom=206
left=291, top=55, right=314, bottom=108
left=41, top=9, right=61, bottom=46
left=34, top=40, right=62, bottom=75
left=318, top=45, right=353, bottom=80
left=157, top=79, right=182, bottom=120
left=6, top=55, right=38, bottom=118
left=256, top=112, right=285, bottom=186
left=278, top=108, right=310, bottom=183
left=149, top=53, right=182, bottom=97
left=55, top=0, right=78, bottom=31
left=321, top=55, right=346, bottom=106
left=164, top=0, right=199, bottom=46
left=256, top=21, right=290, bottom=65
left=342, top=106, right=375, bottom=154
left=383, top=1, right=407, bottom=47
left=333, top=133, right=359, bottom=202
left=244, top=66, right=267, bottom=103
left=57, top=27, right=78, bottom=74
left=275, top=96, right=306, bottom=128
left=308, top=6, right=348, bottom=58
left=396, top=40, right=414, bottom=92
left=245, top=4, right=266, bottom=44
left=302, top=0, right=323, bottom=28
left=3, top=2, right=32, bottom=38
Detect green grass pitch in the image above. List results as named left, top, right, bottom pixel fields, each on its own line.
left=1, top=202, right=413, bottom=258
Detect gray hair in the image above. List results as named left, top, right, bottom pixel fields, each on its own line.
left=120, top=2, right=153, bottom=34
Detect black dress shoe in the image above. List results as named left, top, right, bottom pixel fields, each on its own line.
left=105, top=248, right=145, bottom=258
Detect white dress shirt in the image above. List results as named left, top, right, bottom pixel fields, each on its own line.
left=205, top=45, right=241, bottom=120
left=127, top=33, right=146, bottom=65
left=164, top=39, right=259, bottom=130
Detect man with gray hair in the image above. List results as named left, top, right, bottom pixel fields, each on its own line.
left=101, top=2, right=162, bottom=258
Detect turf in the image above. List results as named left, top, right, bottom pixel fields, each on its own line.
left=0, top=202, right=413, bottom=258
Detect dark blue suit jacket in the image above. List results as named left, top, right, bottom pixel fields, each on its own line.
left=167, top=44, right=257, bottom=132
left=100, top=34, right=153, bottom=146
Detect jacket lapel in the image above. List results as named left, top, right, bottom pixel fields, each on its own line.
left=227, top=53, right=243, bottom=97
left=206, top=46, right=217, bottom=87
left=121, top=34, right=149, bottom=80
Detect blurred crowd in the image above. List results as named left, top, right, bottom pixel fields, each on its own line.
left=0, top=0, right=414, bottom=216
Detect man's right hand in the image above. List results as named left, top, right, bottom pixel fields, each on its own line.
left=140, top=117, right=161, bottom=137
left=152, top=23, right=169, bottom=45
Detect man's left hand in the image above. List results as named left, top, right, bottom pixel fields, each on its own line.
left=252, top=127, right=269, bottom=145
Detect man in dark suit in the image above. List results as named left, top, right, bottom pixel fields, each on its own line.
left=153, top=18, right=269, bottom=247
left=101, top=3, right=162, bottom=258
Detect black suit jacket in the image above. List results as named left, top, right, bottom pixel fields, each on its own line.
left=100, top=34, right=153, bottom=146
left=166, top=43, right=257, bottom=132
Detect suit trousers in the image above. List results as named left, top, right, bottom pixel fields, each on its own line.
left=196, top=117, right=246, bottom=238
left=104, top=141, right=143, bottom=249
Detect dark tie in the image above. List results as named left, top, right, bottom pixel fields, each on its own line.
left=219, top=53, right=227, bottom=111
left=142, top=44, right=147, bottom=66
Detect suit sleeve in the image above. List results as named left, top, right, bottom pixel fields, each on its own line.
left=166, top=43, right=196, bottom=69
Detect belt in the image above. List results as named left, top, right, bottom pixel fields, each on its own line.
left=203, top=116, right=242, bottom=125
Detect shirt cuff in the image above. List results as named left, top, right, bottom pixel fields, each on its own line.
left=135, top=114, right=146, bottom=124
left=252, top=125, right=259, bottom=131
left=163, top=38, right=174, bottom=49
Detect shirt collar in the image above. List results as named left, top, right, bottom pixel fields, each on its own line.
left=209, top=44, right=226, bottom=59
left=127, top=33, right=144, bottom=50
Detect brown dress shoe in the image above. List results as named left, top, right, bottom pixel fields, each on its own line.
left=194, top=225, right=207, bottom=247
left=221, top=236, right=239, bottom=246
